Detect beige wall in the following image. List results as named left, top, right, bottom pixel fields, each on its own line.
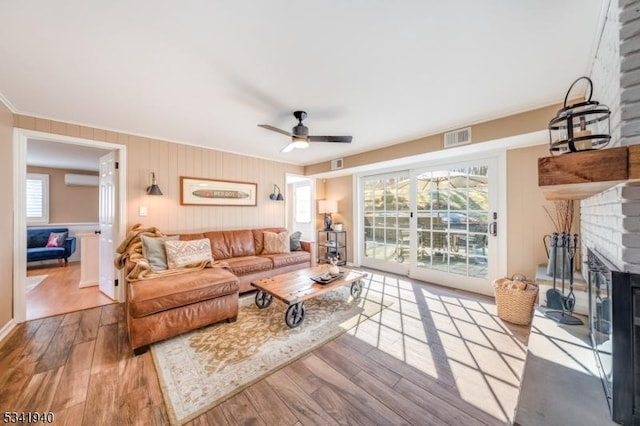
left=507, top=144, right=553, bottom=280
left=321, top=176, right=354, bottom=263
left=15, top=115, right=304, bottom=233
left=0, top=102, right=13, bottom=330
left=27, top=166, right=98, bottom=224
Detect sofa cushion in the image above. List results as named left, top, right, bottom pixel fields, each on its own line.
left=224, top=256, right=273, bottom=276
left=46, top=232, right=68, bottom=248
left=290, top=231, right=303, bottom=251
left=165, top=238, right=213, bottom=269
left=128, top=267, right=238, bottom=318
left=140, top=235, right=179, bottom=271
left=262, top=251, right=311, bottom=268
left=252, top=228, right=286, bottom=255
left=262, top=231, right=290, bottom=254
left=201, top=229, right=256, bottom=259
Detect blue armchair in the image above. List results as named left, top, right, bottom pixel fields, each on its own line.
left=27, top=227, right=77, bottom=265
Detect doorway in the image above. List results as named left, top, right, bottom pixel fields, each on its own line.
left=13, top=129, right=127, bottom=323
left=285, top=174, right=315, bottom=243
left=359, top=155, right=504, bottom=296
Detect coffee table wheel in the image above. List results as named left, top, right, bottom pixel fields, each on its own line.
left=351, top=280, right=363, bottom=299
left=255, top=290, right=273, bottom=309
left=285, top=302, right=305, bottom=328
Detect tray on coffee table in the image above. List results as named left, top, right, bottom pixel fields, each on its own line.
left=310, top=272, right=344, bottom=285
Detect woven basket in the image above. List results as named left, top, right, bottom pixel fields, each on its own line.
left=493, top=274, right=539, bottom=325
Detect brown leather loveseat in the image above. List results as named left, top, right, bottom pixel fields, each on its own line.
left=125, top=227, right=315, bottom=352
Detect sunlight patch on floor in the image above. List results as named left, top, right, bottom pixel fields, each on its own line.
left=351, top=271, right=529, bottom=424
left=449, top=359, right=509, bottom=423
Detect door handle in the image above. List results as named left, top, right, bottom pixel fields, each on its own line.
left=489, top=212, right=497, bottom=236
left=94, top=230, right=102, bottom=235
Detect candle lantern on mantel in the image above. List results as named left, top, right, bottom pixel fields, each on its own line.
left=548, top=76, right=611, bottom=154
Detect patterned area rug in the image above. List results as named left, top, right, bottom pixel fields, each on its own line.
left=151, top=286, right=389, bottom=425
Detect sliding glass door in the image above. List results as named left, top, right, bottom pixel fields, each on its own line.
left=361, top=171, right=411, bottom=275
left=359, top=158, right=499, bottom=294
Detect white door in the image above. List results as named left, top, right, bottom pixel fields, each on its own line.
left=409, top=159, right=499, bottom=296
left=360, top=171, right=412, bottom=276
left=98, top=151, right=118, bottom=299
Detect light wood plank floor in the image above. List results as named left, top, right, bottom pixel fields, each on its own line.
left=2, top=268, right=530, bottom=425
left=26, top=262, right=116, bottom=321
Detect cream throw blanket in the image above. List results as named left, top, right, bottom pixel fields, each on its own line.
left=114, top=224, right=224, bottom=282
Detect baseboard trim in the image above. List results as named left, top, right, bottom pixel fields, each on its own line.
left=0, top=319, right=17, bottom=348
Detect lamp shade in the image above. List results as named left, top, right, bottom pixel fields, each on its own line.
left=318, top=199, right=338, bottom=214
left=146, top=172, right=163, bottom=195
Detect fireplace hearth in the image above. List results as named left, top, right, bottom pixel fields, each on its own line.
left=588, top=249, right=640, bottom=425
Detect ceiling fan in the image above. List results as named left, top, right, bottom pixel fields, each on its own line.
left=258, top=111, right=352, bottom=152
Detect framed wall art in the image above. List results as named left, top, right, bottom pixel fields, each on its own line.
left=180, top=177, right=257, bottom=206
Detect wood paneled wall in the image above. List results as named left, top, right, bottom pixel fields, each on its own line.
left=14, top=115, right=304, bottom=234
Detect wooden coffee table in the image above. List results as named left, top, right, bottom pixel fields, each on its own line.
left=251, top=266, right=368, bottom=328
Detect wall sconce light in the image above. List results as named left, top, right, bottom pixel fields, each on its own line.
left=146, top=172, right=163, bottom=195
left=548, top=76, right=611, bottom=154
left=269, top=184, right=284, bottom=201
left=318, top=199, right=338, bottom=231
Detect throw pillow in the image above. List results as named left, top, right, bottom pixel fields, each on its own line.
left=45, top=232, right=68, bottom=248
left=140, top=234, right=179, bottom=272
left=290, top=231, right=303, bottom=251
left=164, top=238, right=213, bottom=269
left=262, top=231, right=291, bottom=254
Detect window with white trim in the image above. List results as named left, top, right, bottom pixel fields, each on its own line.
left=26, top=173, right=49, bottom=224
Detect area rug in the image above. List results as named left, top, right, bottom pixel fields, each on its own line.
left=26, top=275, right=47, bottom=292
left=151, top=286, right=389, bottom=425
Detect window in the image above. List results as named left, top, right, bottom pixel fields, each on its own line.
left=295, top=185, right=311, bottom=223
left=26, top=173, right=49, bottom=224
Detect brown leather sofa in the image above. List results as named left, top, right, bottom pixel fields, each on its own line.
left=126, top=227, right=315, bottom=352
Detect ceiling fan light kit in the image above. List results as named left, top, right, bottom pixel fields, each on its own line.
left=259, top=110, right=352, bottom=152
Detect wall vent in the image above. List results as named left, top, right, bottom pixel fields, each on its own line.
left=331, top=158, right=344, bottom=170
left=64, top=173, right=99, bottom=187
left=443, top=127, right=472, bottom=149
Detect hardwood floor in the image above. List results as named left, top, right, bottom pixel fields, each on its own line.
left=2, top=269, right=530, bottom=425
left=26, top=262, right=115, bottom=321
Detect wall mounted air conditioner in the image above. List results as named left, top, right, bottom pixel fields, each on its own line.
left=64, top=173, right=99, bottom=187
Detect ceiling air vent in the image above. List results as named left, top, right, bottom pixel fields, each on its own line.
left=443, top=127, right=471, bottom=149
left=331, top=158, right=344, bottom=170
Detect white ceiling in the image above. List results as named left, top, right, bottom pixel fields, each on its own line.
left=0, top=1, right=607, bottom=167
left=27, top=139, right=110, bottom=172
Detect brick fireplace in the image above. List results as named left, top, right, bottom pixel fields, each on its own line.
left=578, top=1, right=640, bottom=424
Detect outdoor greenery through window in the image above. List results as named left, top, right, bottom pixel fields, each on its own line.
left=26, top=173, right=49, bottom=224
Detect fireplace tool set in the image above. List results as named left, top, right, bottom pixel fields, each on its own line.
left=544, top=232, right=584, bottom=325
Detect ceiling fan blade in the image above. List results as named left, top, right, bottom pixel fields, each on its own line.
left=308, top=135, right=352, bottom=143
left=281, top=142, right=296, bottom=153
left=258, top=124, right=292, bottom=137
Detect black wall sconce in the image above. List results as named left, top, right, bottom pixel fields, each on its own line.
left=146, top=172, right=163, bottom=195
left=269, top=184, right=284, bottom=201
left=548, top=76, right=611, bottom=154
